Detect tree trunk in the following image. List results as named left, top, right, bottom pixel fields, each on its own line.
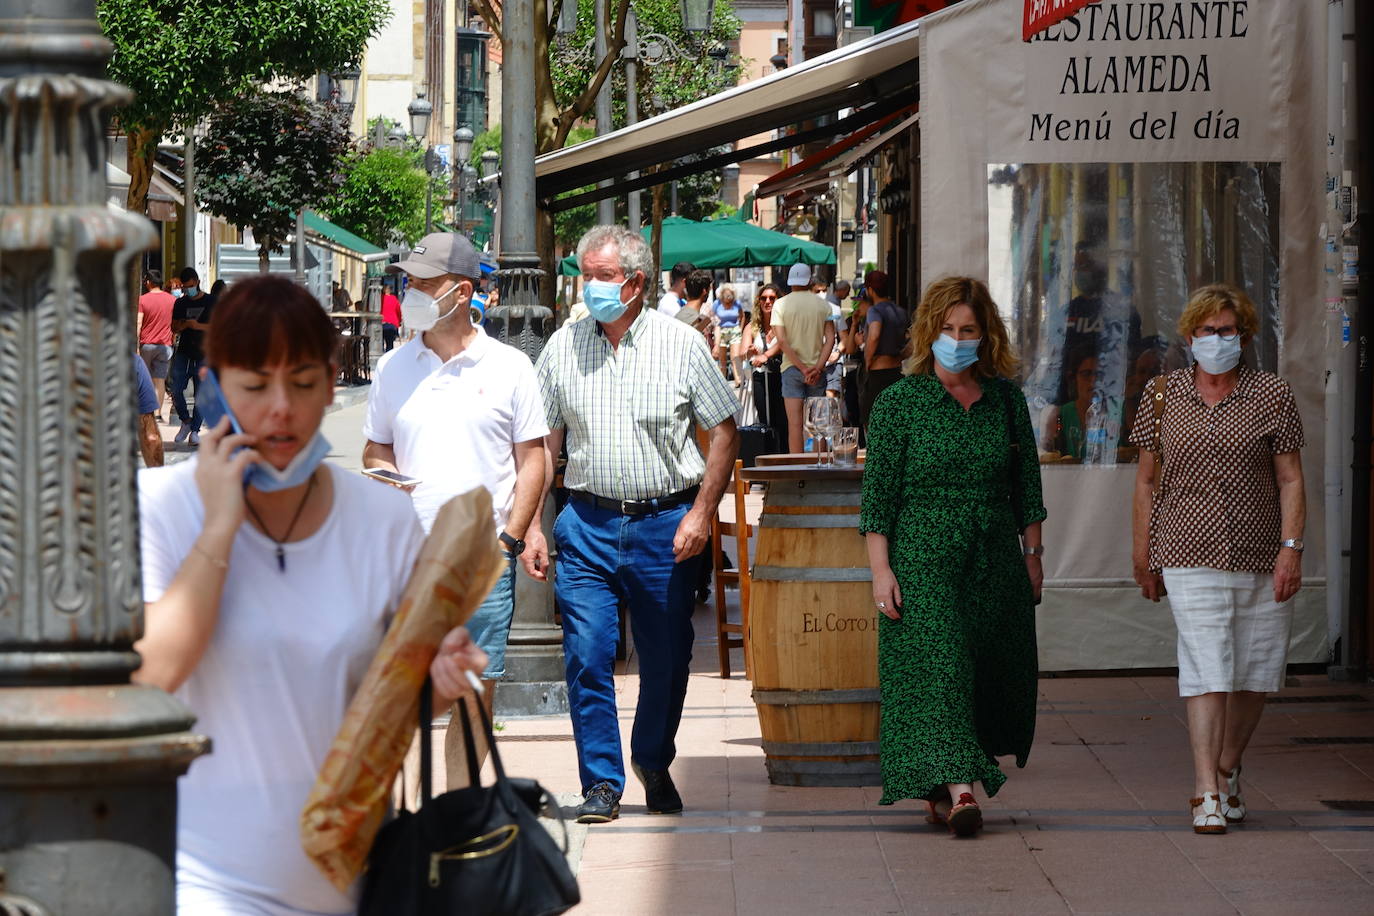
left=125, top=126, right=160, bottom=317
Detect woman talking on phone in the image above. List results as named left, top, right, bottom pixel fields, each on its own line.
left=133, top=275, right=487, bottom=915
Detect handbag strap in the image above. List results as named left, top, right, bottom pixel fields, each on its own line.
left=419, top=676, right=433, bottom=805
left=999, top=380, right=1026, bottom=534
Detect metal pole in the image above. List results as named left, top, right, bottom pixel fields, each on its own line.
left=594, top=0, right=616, bottom=225
left=295, top=209, right=307, bottom=285
left=625, top=8, right=640, bottom=230
left=425, top=150, right=435, bottom=234
left=182, top=132, right=196, bottom=273
left=490, top=0, right=564, bottom=716
left=0, top=3, right=209, bottom=912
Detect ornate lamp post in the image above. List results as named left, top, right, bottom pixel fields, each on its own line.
left=408, top=90, right=438, bottom=234
left=489, top=0, right=561, bottom=716
left=453, top=125, right=475, bottom=233
left=0, top=3, right=209, bottom=913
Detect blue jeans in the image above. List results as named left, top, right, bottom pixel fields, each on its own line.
left=168, top=352, right=202, bottom=430
left=465, top=555, right=517, bottom=679
left=553, top=498, right=700, bottom=794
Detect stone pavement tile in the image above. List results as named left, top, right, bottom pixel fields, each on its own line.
left=999, top=742, right=1145, bottom=809
left=1165, top=828, right=1374, bottom=914
left=880, top=824, right=1070, bottom=915
left=1022, top=830, right=1235, bottom=914
left=730, top=831, right=904, bottom=915
left=1331, top=850, right=1374, bottom=882
left=1037, top=677, right=1155, bottom=704
left=1306, top=823, right=1374, bottom=852
left=574, top=831, right=737, bottom=915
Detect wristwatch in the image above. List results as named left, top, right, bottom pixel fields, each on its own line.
left=1022, top=545, right=1044, bottom=557
left=1280, top=538, right=1305, bottom=552
left=499, top=531, right=526, bottom=556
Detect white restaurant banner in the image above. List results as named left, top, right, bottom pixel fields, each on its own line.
left=919, top=0, right=1329, bottom=669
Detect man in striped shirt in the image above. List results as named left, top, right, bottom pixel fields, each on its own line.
left=536, top=225, right=739, bottom=824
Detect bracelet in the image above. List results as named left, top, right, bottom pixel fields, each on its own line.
left=1022, top=545, right=1044, bottom=557
left=192, top=543, right=230, bottom=570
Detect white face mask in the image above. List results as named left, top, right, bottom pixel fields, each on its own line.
left=401, top=283, right=460, bottom=331
left=1190, top=334, right=1242, bottom=375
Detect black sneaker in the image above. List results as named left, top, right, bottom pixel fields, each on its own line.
left=576, top=782, right=621, bottom=824
left=632, top=762, right=683, bottom=815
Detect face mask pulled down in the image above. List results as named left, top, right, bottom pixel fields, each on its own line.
left=250, top=432, right=331, bottom=492
left=1190, top=334, right=1242, bottom=375
left=401, top=284, right=461, bottom=331
left=583, top=278, right=632, bottom=323
left=931, top=333, right=982, bottom=373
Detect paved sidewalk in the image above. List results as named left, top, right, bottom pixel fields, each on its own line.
left=486, top=608, right=1374, bottom=916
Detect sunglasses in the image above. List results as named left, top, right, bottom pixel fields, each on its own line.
left=759, top=295, right=776, bottom=302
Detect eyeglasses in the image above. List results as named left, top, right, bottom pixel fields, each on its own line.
left=759, top=296, right=776, bottom=302
left=1194, top=324, right=1240, bottom=341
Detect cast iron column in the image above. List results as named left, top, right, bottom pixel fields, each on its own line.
left=486, top=0, right=565, bottom=716
left=0, top=3, right=210, bottom=913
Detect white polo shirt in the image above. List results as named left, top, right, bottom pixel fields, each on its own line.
left=363, top=328, right=549, bottom=535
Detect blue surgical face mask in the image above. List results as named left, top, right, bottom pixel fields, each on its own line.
left=931, top=333, right=981, bottom=372
left=584, top=278, right=631, bottom=323
left=249, top=431, right=332, bottom=492
left=1190, top=334, right=1242, bottom=375
left=183, top=284, right=199, bottom=297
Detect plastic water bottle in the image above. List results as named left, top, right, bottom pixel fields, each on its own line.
left=1084, top=395, right=1107, bottom=466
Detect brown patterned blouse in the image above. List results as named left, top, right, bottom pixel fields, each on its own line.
left=1128, top=366, right=1304, bottom=573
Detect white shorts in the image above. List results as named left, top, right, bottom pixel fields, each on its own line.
left=1162, top=567, right=1293, bottom=697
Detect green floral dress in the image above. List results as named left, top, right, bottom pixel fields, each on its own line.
left=859, top=374, right=1046, bottom=804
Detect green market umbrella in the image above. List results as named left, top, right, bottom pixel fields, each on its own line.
left=559, top=215, right=836, bottom=276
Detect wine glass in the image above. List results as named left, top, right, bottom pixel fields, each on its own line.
left=804, top=397, right=842, bottom=466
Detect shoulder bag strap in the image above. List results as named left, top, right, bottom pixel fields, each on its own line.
left=418, top=676, right=433, bottom=806
left=1000, top=380, right=1026, bottom=534
left=1149, top=375, right=1168, bottom=495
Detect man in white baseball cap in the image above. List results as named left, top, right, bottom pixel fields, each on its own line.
left=771, top=262, right=836, bottom=452
left=363, top=231, right=549, bottom=733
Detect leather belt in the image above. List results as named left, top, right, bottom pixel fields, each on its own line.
left=569, top=486, right=699, bottom=516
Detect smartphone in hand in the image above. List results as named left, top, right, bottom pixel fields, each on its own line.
left=361, top=468, right=421, bottom=488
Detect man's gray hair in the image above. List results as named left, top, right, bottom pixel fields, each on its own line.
left=575, top=225, right=653, bottom=282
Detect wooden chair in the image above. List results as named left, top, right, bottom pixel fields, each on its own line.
left=711, top=459, right=753, bottom=678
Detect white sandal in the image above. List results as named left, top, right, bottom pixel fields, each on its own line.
left=1218, top=765, right=1246, bottom=822
left=1190, top=793, right=1227, bottom=835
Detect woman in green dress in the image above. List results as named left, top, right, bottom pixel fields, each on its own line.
left=859, top=276, right=1045, bottom=837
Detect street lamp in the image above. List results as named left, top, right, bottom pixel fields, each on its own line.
left=409, top=90, right=438, bottom=233
left=407, top=89, right=433, bottom=142
left=334, top=65, right=361, bottom=114
left=681, top=0, right=716, bottom=33
left=453, top=126, right=476, bottom=232
left=480, top=148, right=500, bottom=180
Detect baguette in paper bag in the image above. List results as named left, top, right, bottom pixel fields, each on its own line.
left=300, top=488, right=505, bottom=891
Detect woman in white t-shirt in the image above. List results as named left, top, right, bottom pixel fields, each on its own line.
left=134, top=276, right=487, bottom=916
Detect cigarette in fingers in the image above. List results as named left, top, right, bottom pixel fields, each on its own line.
left=464, top=669, right=484, bottom=696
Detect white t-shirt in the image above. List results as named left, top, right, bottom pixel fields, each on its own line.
left=363, top=328, right=550, bottom=534
left=657, top=290, right=682, bottom=316
left=138, top=459, right=425, bottom=915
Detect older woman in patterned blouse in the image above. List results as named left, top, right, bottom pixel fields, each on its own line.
left=1129, top=283, right=1305, bottom=836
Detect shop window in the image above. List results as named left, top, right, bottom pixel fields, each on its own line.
left=987, top=161, right=1282, bottom=466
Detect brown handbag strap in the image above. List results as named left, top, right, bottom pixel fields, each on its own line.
left=1149, top=375, right=1167, bottom=495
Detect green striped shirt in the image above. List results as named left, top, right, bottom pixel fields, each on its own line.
left=535, top=306, right=738, bottom=500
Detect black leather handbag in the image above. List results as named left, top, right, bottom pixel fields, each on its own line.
left=358, top=683, right=580, bottom=916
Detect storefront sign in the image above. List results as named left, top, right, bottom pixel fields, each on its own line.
left=1023, top=0, right=1099, bottom=41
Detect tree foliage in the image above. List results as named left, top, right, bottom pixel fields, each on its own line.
left=98, top=0, right=391, bottom=214
left=196, top=91, right=354, bottom=271
left=323, top=145, right=430, bottom=248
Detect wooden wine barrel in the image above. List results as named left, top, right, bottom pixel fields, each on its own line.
left=739, top=464, right=879, bottom=787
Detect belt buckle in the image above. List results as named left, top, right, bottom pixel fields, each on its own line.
left=621, top=499, right=634, bottom=515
